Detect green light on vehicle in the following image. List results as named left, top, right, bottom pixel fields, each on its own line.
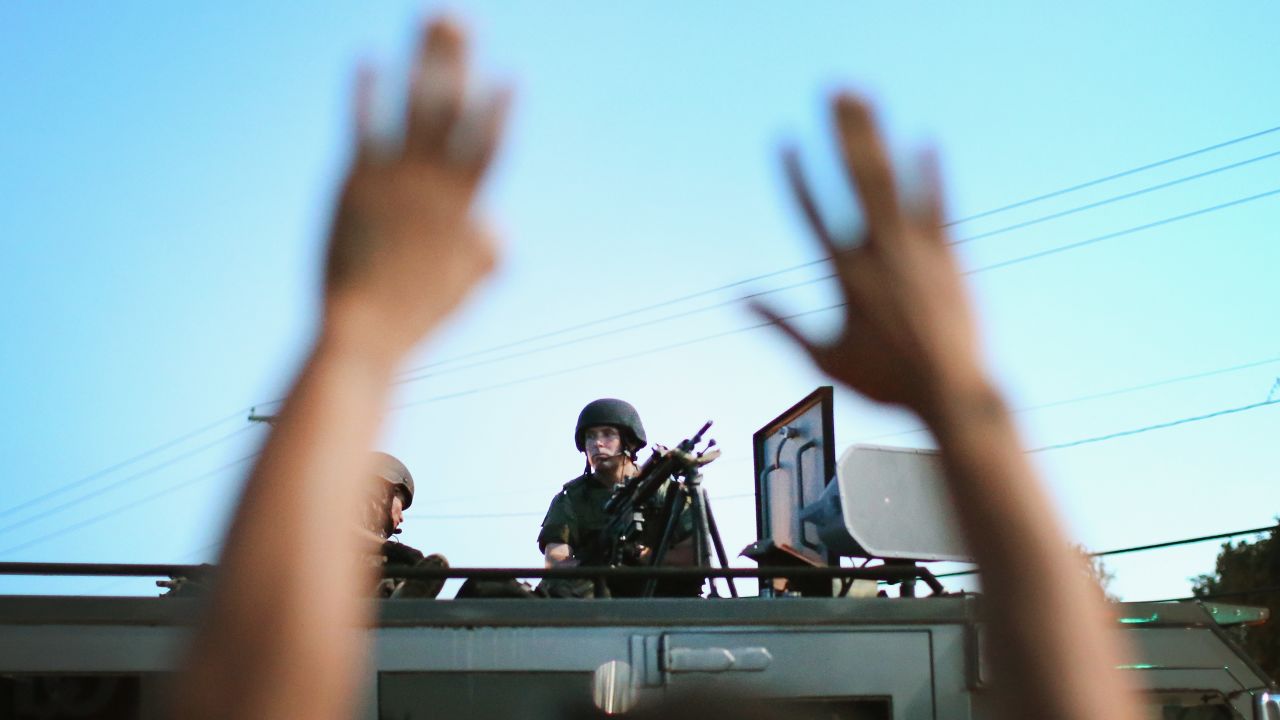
left=1118, top=613, right=1160, bottom=624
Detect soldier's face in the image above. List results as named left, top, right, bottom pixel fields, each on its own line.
left=583, top=425, right=624, bottom=470
left=388, top=491, right=405, bottom=532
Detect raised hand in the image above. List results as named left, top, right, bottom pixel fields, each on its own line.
left=325, top=18, right=510, bottom=358
left=753, top=95, right=985, bottom=421
left=757, top=94, right=1144, bottom=720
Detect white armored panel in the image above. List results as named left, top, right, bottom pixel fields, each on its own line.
left=804, top=444, right=972, bottom=562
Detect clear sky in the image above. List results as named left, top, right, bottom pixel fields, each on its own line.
left=1, top=2, right=1278, bottom=600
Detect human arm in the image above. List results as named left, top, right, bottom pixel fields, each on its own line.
left=544, top=542, right=577, bottom=568
left=753, top=95, right=1141, bottom=720
left=540, top=495, right=581, bottom=567
left=171, top=18, right=508, bottom=720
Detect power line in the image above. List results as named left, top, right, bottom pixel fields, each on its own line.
left=47, top=285, right=1269, bottom=541
left=951, top=148, right=1280, bottom=246
left=32, top=391, right=1274, bottom=559
left=937, top=524, right=1277, bottom=580
left=394, top=131, right=1280, bottom=380
left=1144, top=584, right=1280, bottom=604
left=1093, top=525, right=1275, bottom=559
left=943, top=124, right=1280, bottom=227
left=394, top=180, right=1280, bottom=409
left=32, top=130, right=1276, bottom=540
left=965, top=186, right=1280, bottom=274
left=392, top=275, right=829, bottom=386
left=389, top=184, right=1280, bottom=394
left=1029, top=398, right=1280, bottom=453
left=397, top=396, right=1280, bottom=520
left=394, top=359, right=1279, bottom=521
left=0, top=424, right=258, bottom=538
left=0, top=453, right=259, bottom=559
left=46, top=126, right=1277, bottom=531
left=72, top=129, right=1273, bottom=505
left=858, top=353, right=1280, bottom=443
left=392, top=303, right=842, bottom=410
left=0, top=406, right=249, bottom=521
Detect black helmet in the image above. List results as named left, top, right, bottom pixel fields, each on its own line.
left=575, top=398, right=647, bottom=453
left=372, top=452, right=414, bottom=509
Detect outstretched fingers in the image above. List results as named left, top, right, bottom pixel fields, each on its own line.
left=782, top=147, right=840, bottom=260
left=911, top=147, right=948, bottom=243
left=834, top=94, right=902, bottom=244
left=749, top=300, right=824, bottom=364
left=452, top=85, right=514, bottom=187
left=351, top=63, right=377, bottom=166
left=405, top=18, right=468, bottom=159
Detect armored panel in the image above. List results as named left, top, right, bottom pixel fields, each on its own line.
left=752, top=387, right=837, bottom=568
left=803, top=445, right=972, bottom=562
left=379, top=672, right=594, bottom=719
left=662, top=630, right=932, bottom=719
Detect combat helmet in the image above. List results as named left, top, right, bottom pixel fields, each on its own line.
left=372, top=451, right=414, bottom=509
left=575, top=398, right=647, bottom=453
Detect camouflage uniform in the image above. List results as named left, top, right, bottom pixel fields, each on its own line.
left=537, top=472, right=701, bottom=598
left=376, top=540, right=449, bottom=599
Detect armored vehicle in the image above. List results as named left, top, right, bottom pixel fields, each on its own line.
left=1, top=389, right=1276, bottom=719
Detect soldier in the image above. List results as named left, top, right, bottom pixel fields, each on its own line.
left=538, top=398, right=700, bottom=598
left=366, top=452, right=448, bottom=599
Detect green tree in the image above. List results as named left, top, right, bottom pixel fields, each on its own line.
left=1191, top=522, right=1280, bottom=683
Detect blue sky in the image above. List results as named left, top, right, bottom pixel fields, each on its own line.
left=1, top=2, right=1278, bottom=599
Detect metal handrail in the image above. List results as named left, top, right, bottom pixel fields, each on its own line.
left=0, top=561, right=930, bottom=583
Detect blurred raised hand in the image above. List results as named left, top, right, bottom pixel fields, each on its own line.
left=753, top=95, right=985, bottom=423
left=757, top=93, right=1142, bottom=720
left=325, top=18, right=510, bottom=358
left=175, top=18, right=512, bottom=720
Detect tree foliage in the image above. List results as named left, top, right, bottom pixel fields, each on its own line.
left=1072, top=544, right=1119, bottom=603
left=1191, top=522, right=1280, bottom=683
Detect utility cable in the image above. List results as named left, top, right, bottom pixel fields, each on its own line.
left=52, top=127, right=1277, bottom=522
left=0, top=424, right=259, bottom=538
left=1144, top=584, right=1280, bottom=604
left=394, top=181, right=1280, bottom=409
left=393, top=275, right=827, bottom=386
left=0, top=453, right=259, bottom=559
left=943, top=123, right=1280, bottom=227
left=392, top=303, right=842, bottom=410
left=0, top=407, right=249, bottom=521
left=395, top=135, right=1280, bottom=379
left=390, top=185, right=1280, bottom=392
left=1093, top=525, right=1276, bottom=559
left=965, top=186, right=1280, bottom=274
left=1028, top=398, right=1280, bottom=454
left=936, top=525, right=1277, bottom=579
left=858, top=353, right=1280, bottom=443
left=951, top=148, right=1280, bottom=246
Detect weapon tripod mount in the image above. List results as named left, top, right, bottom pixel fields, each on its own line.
left=641, top=423, right=737, bottom=599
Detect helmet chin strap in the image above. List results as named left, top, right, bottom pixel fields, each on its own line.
left=587, top=447, right=636, bottom=483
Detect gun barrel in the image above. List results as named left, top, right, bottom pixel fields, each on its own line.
left=685, top=421, right=713, bottom=449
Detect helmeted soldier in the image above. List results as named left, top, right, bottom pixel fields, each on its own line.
left=537, top=399, right=699, bottom=598
left=367, top=452, right=448, bottom=599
